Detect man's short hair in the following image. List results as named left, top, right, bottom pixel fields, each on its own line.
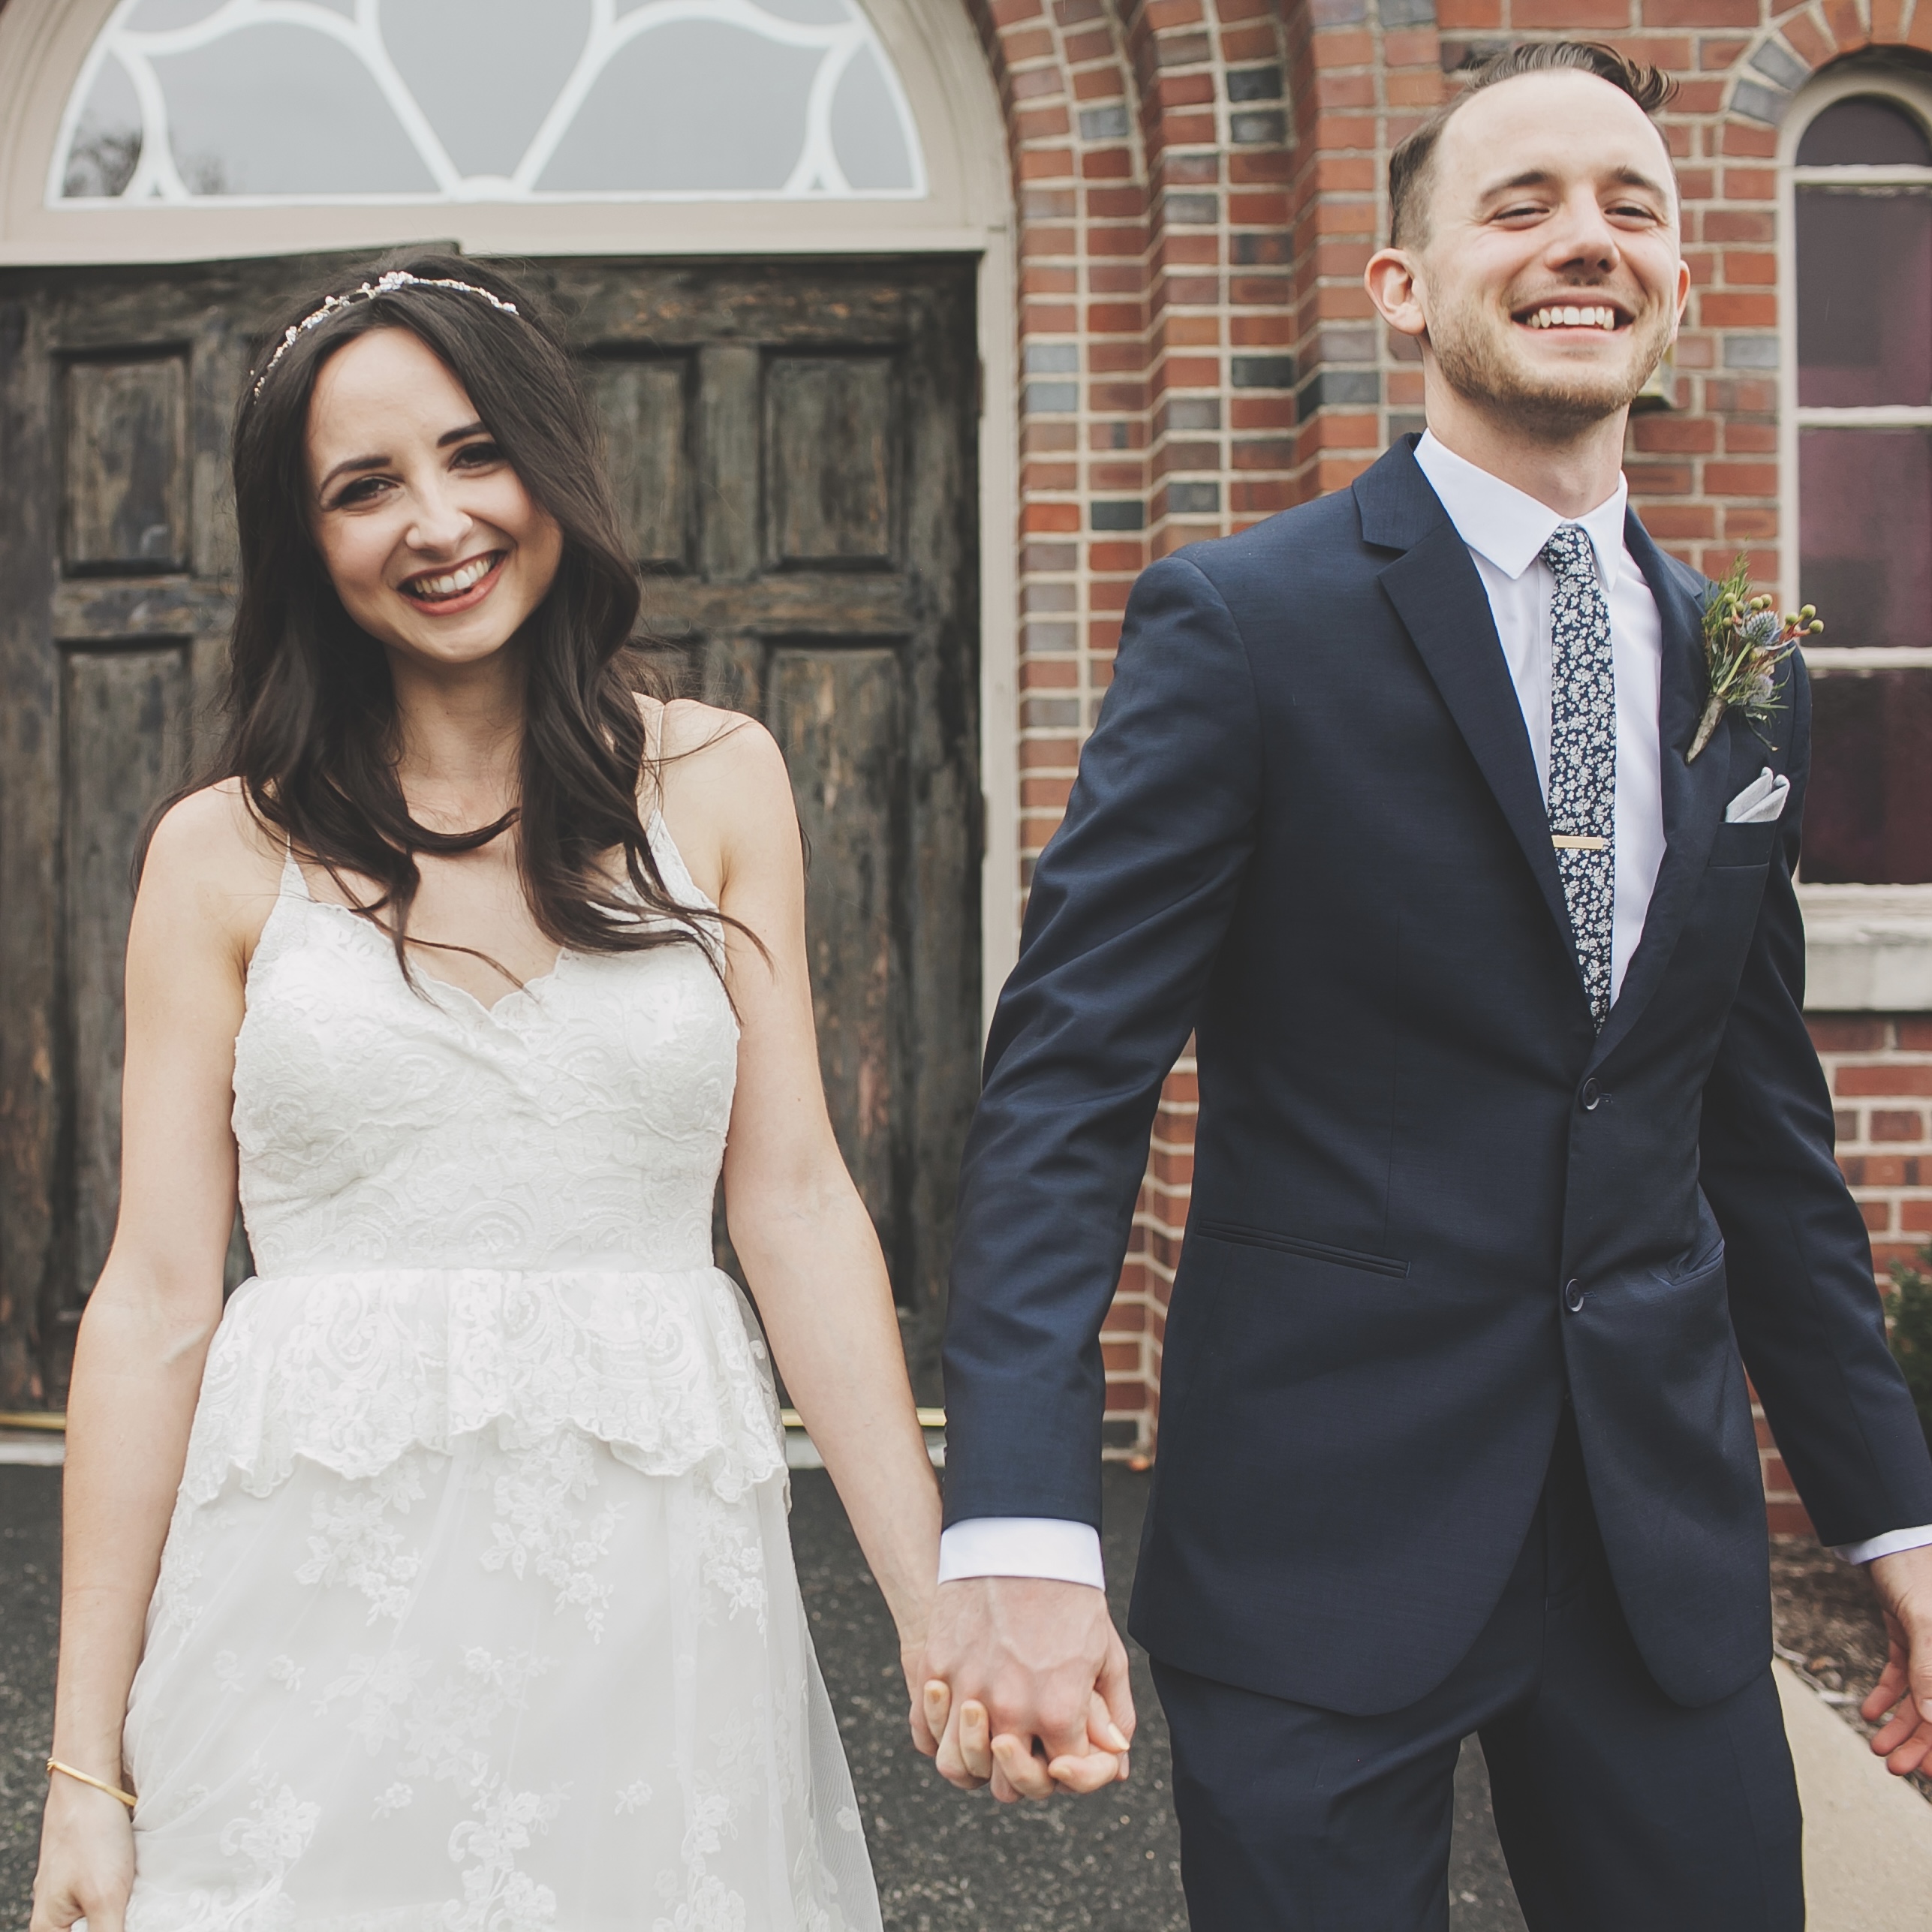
left=1388, top=41, right=1677, bottom=248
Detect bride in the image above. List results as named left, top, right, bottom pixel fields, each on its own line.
left=30, top=254, right=943, bottom=1932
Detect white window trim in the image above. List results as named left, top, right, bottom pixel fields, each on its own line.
left=1777, top=65, right=1932, bottom=1007
left=0, top=0, right=1026, bottom=1031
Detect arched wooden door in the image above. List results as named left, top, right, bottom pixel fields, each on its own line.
left=0, top=252, right=980, bottom=1409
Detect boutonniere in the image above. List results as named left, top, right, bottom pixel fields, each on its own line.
left=1688, top=554, right=1822, bottom=762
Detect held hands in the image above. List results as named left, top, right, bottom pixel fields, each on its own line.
left=1861, top=1544, right=1932, bottom=1777
left=911, top=1577, right=1135, bottom=1801
left=921, top=1679, right=1130, bottom=1799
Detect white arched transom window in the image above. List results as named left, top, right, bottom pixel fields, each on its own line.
left=52, top=0, right=926, bottom=206
left=1784, top=77, right=1932, bottom=886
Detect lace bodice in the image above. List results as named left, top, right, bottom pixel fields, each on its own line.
left=191, top=816, right=781, bottom=1509
left=234, top=815, right=737, bottom=1277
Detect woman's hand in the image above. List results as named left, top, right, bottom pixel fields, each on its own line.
left=31, top=1776, right=135, bottom=1932
left=904, top=1636, right=938, bottom=1754
left=919, top=1678, right=1129, bottom=1798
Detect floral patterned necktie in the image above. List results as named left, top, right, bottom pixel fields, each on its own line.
left=1543, top=522, right=1616, bottom=1028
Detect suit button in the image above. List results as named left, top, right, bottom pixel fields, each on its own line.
left=1581, top=1079, right=1602, bottom=1111
left=1563, top=1278, right=1586, bottom=1314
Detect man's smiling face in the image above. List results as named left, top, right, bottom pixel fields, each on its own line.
left=1404, top=68, right=1690, bottom=436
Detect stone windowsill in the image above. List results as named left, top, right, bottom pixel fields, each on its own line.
left=1800, top=886, right=1932, bottom=1013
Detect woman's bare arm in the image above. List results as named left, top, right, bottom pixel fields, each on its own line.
left=32, top=785, right=274, bottom=1932
left=657, top=707, right=942, bottom=1713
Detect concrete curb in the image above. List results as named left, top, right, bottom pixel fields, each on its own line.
left=1775, top=1660, right=1932, bottom=1928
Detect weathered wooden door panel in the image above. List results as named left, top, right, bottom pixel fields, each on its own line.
left=0, top=254, right=979, bottom=1408
left=768, top=644, right=913, bottom=1284
left=64, top=357, right=191, bottom=573
left=0, top=254, right=372, bottom=1404
left=563, top=260, right=981, bottom=1393
left=765, top=356, right=896, bottom=568
left=62, top=646, right=193, bottom=1302
left=587, top=356, right=693, bottom=573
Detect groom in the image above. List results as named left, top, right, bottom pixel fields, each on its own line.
left=923, top=41, right=1932, bottom=1929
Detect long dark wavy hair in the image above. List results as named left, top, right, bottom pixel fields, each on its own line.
left=146, top=250, right=718, bottom=981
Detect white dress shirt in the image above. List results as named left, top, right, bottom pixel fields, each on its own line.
left=937, top=431, right=1925, bottom=1587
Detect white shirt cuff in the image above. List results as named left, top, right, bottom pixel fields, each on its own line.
left=1832, top=1524, right=1932, bottom=1564
left=937, top=1518, right=1106, bottom=1589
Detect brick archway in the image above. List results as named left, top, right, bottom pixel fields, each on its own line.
left=954, top=0, right=1449, bottom=1446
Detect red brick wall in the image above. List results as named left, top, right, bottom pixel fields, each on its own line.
left=1759, top=1019, right=1932, bottom=1532
left=960, top=0, right=1311, bottom=1445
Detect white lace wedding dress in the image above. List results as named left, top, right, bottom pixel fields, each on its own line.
left=119, top=817, right=881, bottom=1932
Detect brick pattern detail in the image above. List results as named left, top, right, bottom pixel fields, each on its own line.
left=1819, top=1016, right=1932, bottom=1270
left=1285, top=0, right=1446, bottom=487
left=1755, top=1019, right=1932, bottom=1533
left=961, top=0, right=1320, bottom=1448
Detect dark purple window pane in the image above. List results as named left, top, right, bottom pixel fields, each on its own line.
left=1802, top=671, right=1932, bottom=883
left=1799, top=429, right=1932, bottom=648
left=1797, top=188, right=1932, bottom=405
left=1797, top=95, right=1932, bottom=166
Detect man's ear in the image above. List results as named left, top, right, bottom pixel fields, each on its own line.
left=1365, top=247, right=1428, bottom=345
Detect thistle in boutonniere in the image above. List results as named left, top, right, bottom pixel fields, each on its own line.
left=1688, top=553, right=1822, bottom=762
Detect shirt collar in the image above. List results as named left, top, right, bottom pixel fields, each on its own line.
left=1413, top=429, right=1628, bottom=592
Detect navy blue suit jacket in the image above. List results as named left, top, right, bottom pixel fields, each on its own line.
left=943, top=437, right=1932, bottom=1716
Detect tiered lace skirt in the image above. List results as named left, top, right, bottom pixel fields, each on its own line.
left=120, top=1267, right=880, bottom=1932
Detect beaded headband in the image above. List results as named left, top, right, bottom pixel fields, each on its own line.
left=250, top=269, right=522, bottom=400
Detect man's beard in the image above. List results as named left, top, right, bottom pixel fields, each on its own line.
left=1426, top=289, right=1672, bottom=438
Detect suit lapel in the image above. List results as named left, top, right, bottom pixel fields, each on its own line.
left=1587, top=511, right=1732, bottom=1069
left=1362, top=448, right=1585, bottom=998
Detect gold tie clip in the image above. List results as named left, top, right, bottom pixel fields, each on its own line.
left=1551, top=835, right=1608, bottom=852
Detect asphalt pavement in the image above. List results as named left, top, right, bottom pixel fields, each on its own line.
left=0, top=1460, right=1527, bottom=1930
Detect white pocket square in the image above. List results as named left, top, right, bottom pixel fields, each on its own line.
left=1725, top=766, right=1790, bottom=824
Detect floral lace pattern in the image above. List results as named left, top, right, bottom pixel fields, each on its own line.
left=181, top=1265, right=786, bottom=1512
left=233, top=817, right=736, bottom=1280
left=122, top=817, right=877, bottom=1930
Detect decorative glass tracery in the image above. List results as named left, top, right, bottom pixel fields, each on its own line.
left=53, top=0, right=925, bottom=205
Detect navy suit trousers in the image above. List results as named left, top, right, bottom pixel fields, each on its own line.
left=1151, top=1413, right=1803, bottom=1932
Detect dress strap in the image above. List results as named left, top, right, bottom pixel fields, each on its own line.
left=647, top=811, right=718, bottom=916
left=278, top=844, right=311, bottom=901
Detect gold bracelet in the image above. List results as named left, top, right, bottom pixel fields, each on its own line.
left=46, top=1758, right=136, bottom=1808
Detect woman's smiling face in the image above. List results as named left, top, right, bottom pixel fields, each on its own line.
left=305, top=326, right=564, bottom=671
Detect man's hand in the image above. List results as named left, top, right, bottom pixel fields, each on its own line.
left=917, top=1576, right=1135, bottom=1801
left=1861, top=1544, right=1932, bottom=1775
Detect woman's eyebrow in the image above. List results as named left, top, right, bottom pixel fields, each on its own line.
left=317, top=423, right=487, bottom=495
left=317, top=452, right=389, bottom=493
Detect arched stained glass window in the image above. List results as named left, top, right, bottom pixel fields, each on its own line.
left=51, top=0, right=926, bottom=206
